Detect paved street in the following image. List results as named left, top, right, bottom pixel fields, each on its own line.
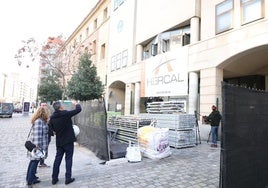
left=0, top=113, right=220, bottom=188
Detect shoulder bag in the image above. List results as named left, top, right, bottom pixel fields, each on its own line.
left=25, top=124, right=36, bottom=152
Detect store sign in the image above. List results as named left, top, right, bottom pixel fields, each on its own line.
left=145, top=49, right=188, bottom=97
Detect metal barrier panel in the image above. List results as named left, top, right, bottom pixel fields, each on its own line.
left=74, top=99, right=108, bottom=161
left=221, top=83, right=268, bottom=188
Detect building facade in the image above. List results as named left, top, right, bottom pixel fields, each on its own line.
left=61, top=0, right=110, bottom=92
left=0, top=71, right=37, bottom=107
left=59, top=0, right=268, bottom=117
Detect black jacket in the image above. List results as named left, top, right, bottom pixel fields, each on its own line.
left=49, top=104, right=82, bottom=147
left=207, top=110, right=222, bottom=126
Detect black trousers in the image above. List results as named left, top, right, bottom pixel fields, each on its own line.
left=52, top=142, right=74, bottom=181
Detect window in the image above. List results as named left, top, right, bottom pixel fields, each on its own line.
left=122, top=50, right=128, bottom=67
left=73, top=40, right=77, bottom=48
left=111, top=56, right=116, bottom=71
left=103, top=8, right=108, bottom=20
left=151, top=44, right=158, bottom=56
left=86, top=27, right=89, bottom=37
left=114, top=0, right=125, bottom=11
left=241, top=0, right=264, bottom=25
left=162, top=39, right=170, bottom=53
left=143, top=50, right=149, bottom=60
left=182, top=34, right=190, bottom=46
left=101, top=43, right=106, bottom=59
left=92, top=40, right=96, bottom=54
left=116, top=53, right=121, bottom=69
left=216, top=0, right=233, bottom=34
left=94, top=19, right=98, bottom=29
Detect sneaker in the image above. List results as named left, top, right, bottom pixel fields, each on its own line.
left=39, top=163, right=50, bottom=168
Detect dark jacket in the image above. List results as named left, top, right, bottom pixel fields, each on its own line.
left=49, top=104, right=82, bottom=147
left=207, top=110, right=222, bottom=126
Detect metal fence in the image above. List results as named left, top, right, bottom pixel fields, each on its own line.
left=221, top=82, right=268, bottom=188
left=73, top=99, right=108, bottom=161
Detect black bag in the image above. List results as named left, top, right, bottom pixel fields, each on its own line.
left=25, top=141, right=36, bottom=152
left=25, top=124, right=36, bottom=152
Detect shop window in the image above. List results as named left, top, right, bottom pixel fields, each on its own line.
left=216, top=0, right=233, bottom=34
left=241, top=0, right=264, bottom=25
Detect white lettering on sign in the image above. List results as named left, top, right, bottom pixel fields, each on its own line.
left=147, top=73, right=184, bottom=86
left=144, top=49, right=188, bottom=97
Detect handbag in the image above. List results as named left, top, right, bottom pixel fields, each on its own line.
left=25, top=124, right=36, bottom=152
left=25, top=141, right=36, bottom=152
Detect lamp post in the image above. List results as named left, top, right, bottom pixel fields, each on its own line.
left=2, top=73, right=7, bottom=99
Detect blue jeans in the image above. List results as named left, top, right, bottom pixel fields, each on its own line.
left=52, top=142, right=74, bottom=181
left=26, top=159, right=40, bottom=184
left=211, top=126, right=219, bottom=145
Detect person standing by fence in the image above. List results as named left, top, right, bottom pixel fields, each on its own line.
left=206, top=105, right=222, bottom=148
left=49, top=101, right=81, bottom=185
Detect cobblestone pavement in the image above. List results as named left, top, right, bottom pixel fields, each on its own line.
left=0, top=113, right=220, bottom=188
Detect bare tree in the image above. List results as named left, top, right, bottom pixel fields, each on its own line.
left=15, top=36, right=90, bottom=101
left=14, top=38, right=39, bottom=68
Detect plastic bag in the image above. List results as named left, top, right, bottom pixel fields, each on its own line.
left=126, top=141, right=141, bottom=162
left=138, top=126, right=171, bottom=160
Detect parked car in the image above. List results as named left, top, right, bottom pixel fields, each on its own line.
left=0, top=103, right=14, bottom=118
left=13, top=108, right=23, bottom=113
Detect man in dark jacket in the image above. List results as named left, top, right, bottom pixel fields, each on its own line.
left=49, top=101, right=82, bottom=185
left=207, top=105, right=222, bottom=148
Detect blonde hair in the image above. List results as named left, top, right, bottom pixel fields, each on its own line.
left=31, top=107, right=50, bottom=124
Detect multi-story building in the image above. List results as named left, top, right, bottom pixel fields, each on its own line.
left=192, top=0, right=268, bottom=116
left=59, top=0, right=268, bottom=117
left=0, top=71, right=37, bottom=106
left=39, top=37, right=65, bottom=84
left=60, top=0, right=110, bottom=92
left=0, top=73, right=8, bottom=102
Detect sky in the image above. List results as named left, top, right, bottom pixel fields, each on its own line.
left=0, top=0, right=98, bottom=76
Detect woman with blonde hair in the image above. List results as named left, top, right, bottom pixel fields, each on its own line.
left=38, top=103, right=51, bottom=167
left=26, top=107, right=50, bottom=186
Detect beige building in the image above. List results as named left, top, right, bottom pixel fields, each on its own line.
left=60, top=0, right=268, bottom=118
left=0, top=71, right=37, bottom=106
left=61, top=0, right=110, bottom=92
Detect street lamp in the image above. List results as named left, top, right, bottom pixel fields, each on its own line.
left=2, top=73, right=7, bottom=98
